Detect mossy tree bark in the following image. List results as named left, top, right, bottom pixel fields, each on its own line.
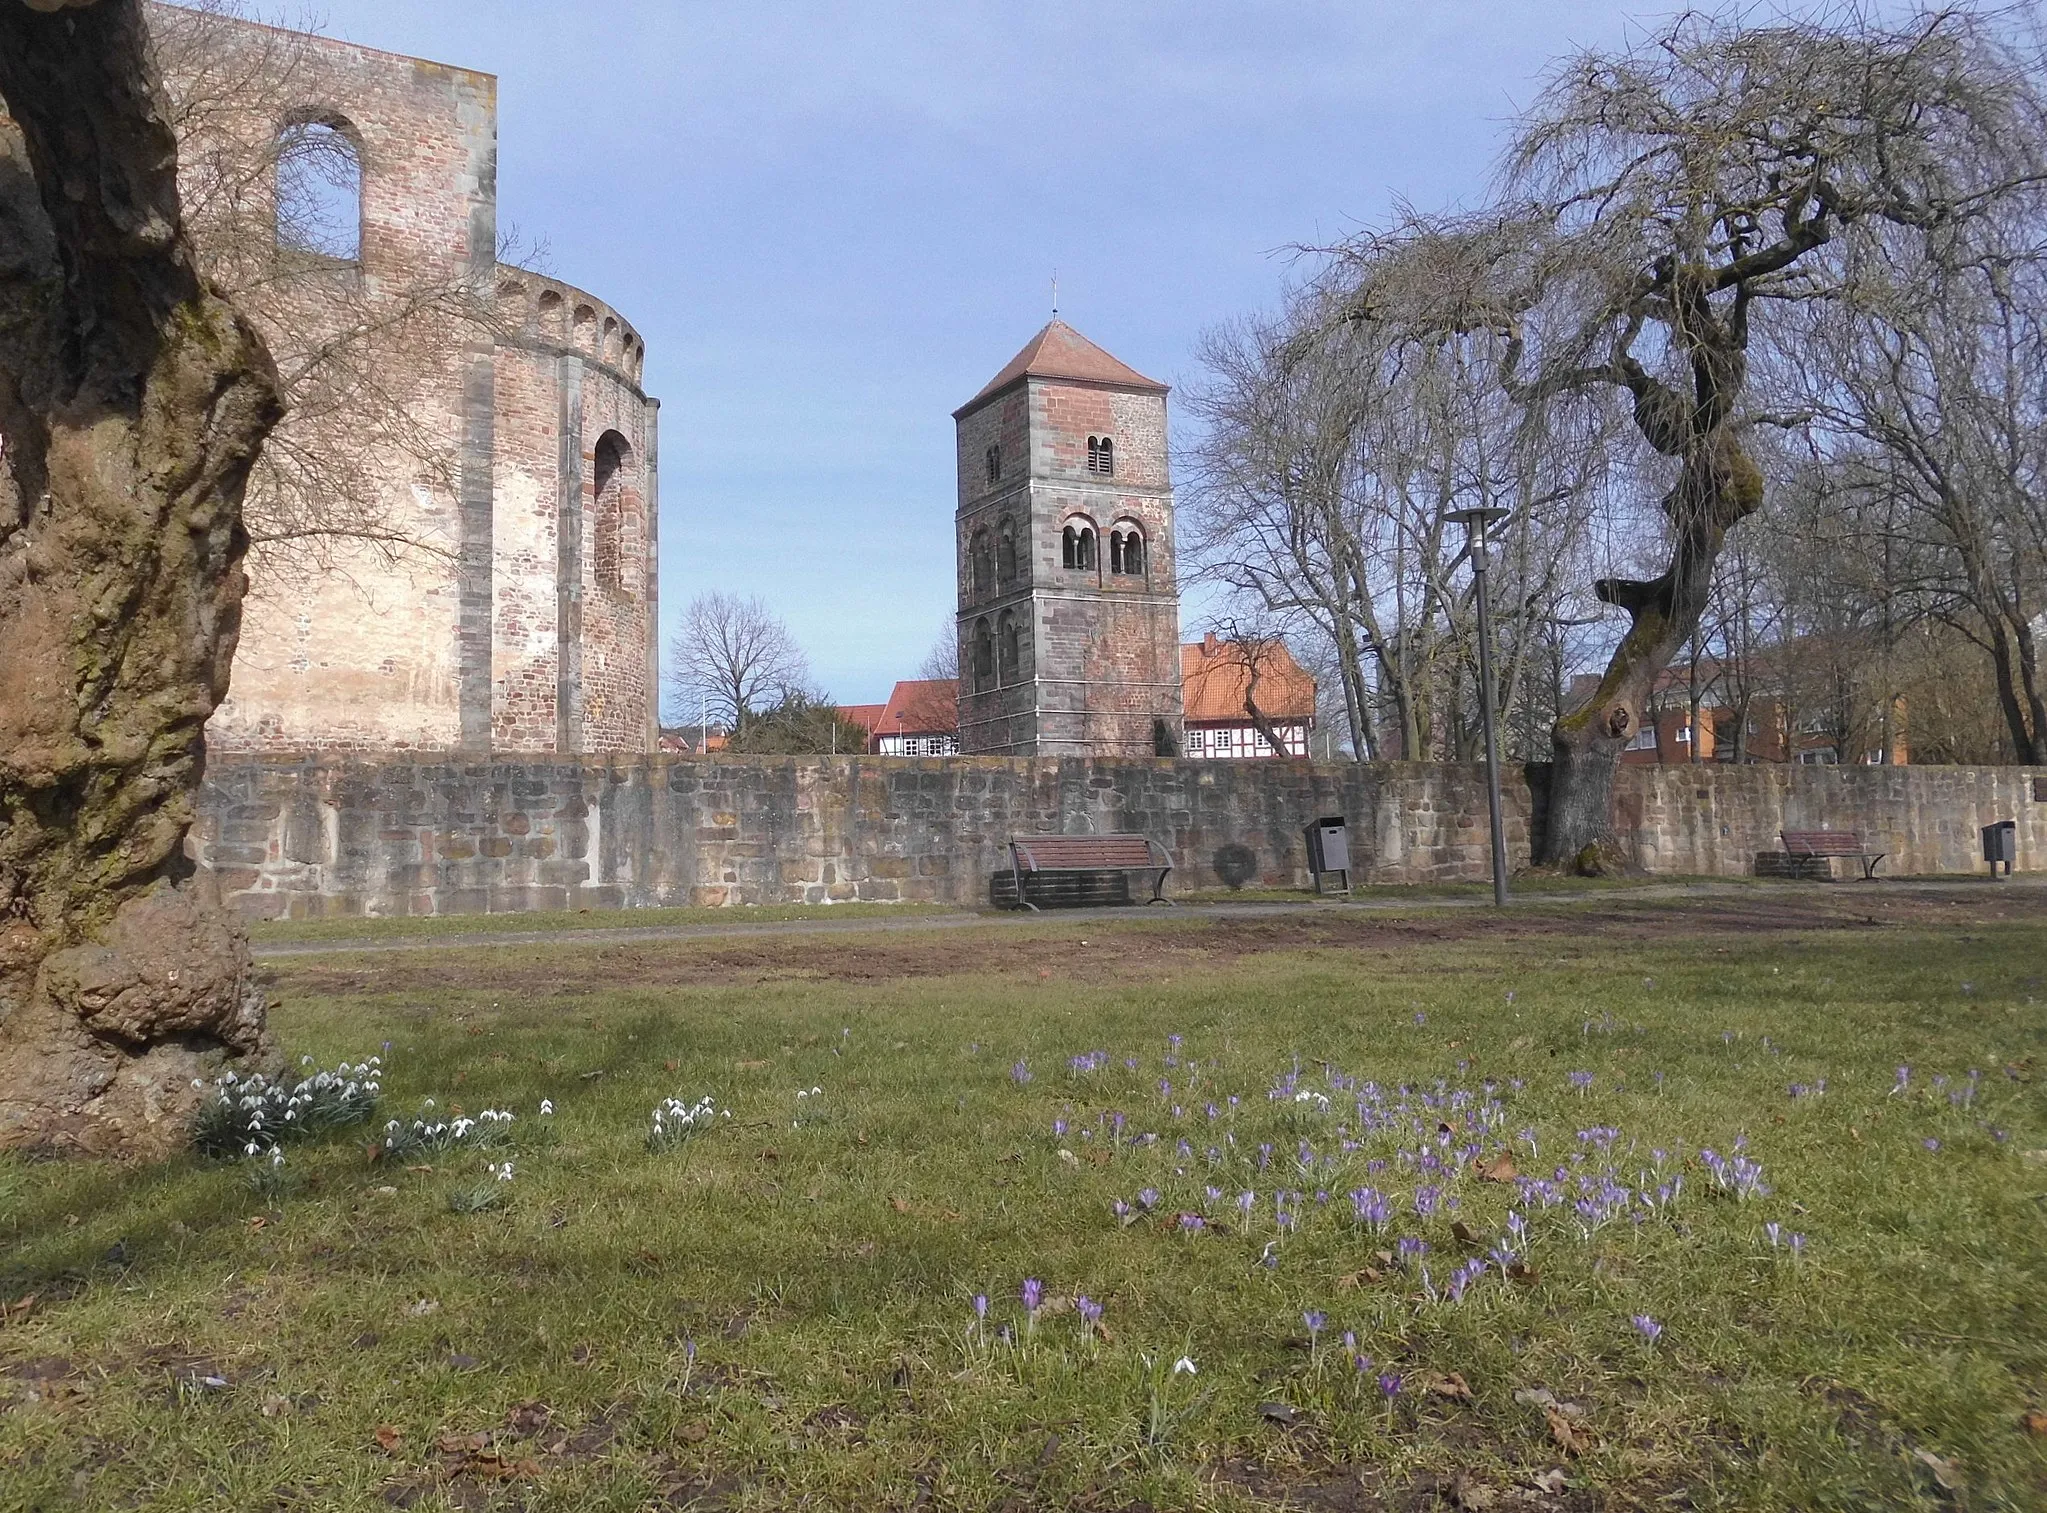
left=0, top=0, right=282, bottom=1155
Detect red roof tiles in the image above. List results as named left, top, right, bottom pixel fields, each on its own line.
left=1180, top=635, right=1317, bottom=724
left=956, top=320, right=1168, bottom=416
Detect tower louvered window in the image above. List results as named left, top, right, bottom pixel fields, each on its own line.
left=985, top=444, right=1001, bottom=484
left=1087, top=435, right=1115, bottom=477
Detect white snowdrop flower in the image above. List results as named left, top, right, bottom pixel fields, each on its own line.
left=245, top=1142, right=261, bottom=1156
left=1173, top=1357, right=1198, bottom=1376
left=539, top=1100, right=553, bottom=1116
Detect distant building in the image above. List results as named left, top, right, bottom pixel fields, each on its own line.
left=1568, top=661, right=1909, bottom=766
left=1181, top=634, right=1316, bottom=758
left=852, top=642, right=1313, bottom=759
left=850, top=681, right=961, bottom=756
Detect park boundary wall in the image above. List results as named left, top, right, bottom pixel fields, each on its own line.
left=191, top=754, right=2047, bottom=918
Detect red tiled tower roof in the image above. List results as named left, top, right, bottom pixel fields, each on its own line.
left=955, top=320, right=1168, bottom=417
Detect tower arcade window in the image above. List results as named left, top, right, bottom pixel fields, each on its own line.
left=997, top=517, right=1017, bottom=580
left=1061, top=523, right=1097, bottom=571
left=998, top=610, right=1019, bottom=681
left=972, top=618, right=995, bottom=692
left=985, top=444, right=1002, bottom=484
left=970, top=529, right=993, bottom=594
left=1110, top=525, right=1145, bottom=577
left=1087, top=435, right=1115, bottom=477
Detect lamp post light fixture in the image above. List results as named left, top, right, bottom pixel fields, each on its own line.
left=1447, top=506, right=1512, bottom=908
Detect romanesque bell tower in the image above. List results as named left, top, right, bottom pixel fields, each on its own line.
left=952, top=321, right=1184, bottom=756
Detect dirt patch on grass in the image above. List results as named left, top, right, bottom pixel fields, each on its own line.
left=268, top=886, right=2047, bottom=1000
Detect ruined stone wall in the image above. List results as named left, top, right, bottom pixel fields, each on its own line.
left=191, top=755, right=2047, bottom=918
left=184, top=18, right=658, bottom=758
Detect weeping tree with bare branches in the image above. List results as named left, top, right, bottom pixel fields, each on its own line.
left=0, top=0, right=282, bottom=1154
left=1317, top=6, right=2047, bottom=868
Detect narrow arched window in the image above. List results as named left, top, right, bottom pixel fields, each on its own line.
left=1111, top=525, right=1144, bottom=577
left=971, top=528, right=992, bottom=594
left=1076, top=526, right=1097, bottom=570
left=998, top=611, right=1019, bottom=681
left=973, top=618, right=995, bottom=692
left=985, top=444, right=1001, bottom=484
left=1062, top=526, right=1078, bottom=570
left=275, top=118, right=362, bottom=262
left=997, top=517, right=1017, bottom=580
left=1087, top=435, right=1115, bottom=477
left=591, top=430, right=636, bottom=593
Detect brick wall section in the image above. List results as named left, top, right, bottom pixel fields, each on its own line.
left=187, top=18, right=659, bottom=757
left=190, top=756, right=2047, bottom=918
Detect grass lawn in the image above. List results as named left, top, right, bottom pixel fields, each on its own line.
left=3, top=888, right=2044, bottom=1510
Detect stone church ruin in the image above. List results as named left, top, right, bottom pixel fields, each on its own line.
left=176, top=12, right=662, bottom=757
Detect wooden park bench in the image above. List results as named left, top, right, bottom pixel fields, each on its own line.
left=1780, top=829, right=1887, bottom=881
left=997, top=834, right=1174, bottom=911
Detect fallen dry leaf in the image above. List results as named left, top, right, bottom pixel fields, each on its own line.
left=889, top=1196, right=911, bottom=1214
left=1428, top=1372, right=1475, bottom=1402
left=1545, top=1407, right=1594, bottom=1456
left=373, top=1424, right=404, bottom=1454
left=1506, top=1262, right=1540, bottom=1286
left=1912, top=1449, right=1961, bottom=1490
left=1530, top=1467, right=1569, bottom=1495
left=437, top=1431, right=491, bottom=1455
left=1476, top=1150, right=1520, bottom=1182
left=1336, top=1267, right=1384, bottom=1291
left=2022, top=1408, right=2047, bottom=1435
left=260, top=1394, right=294, bottom=1419
left=679, top=1420, right=709, bottom=1443
left=664, top=1059, right=679, bottom=1071
left=1450, top=1220, right=1481, bottom=1247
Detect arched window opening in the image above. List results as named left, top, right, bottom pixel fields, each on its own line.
left=537, top=289, right=564, bottom=338
left=591, top=430, right=636, bottom=593
left=1087, top=434, right=1115, bottom=477
left=1062, top=526, right=1078, bottom=570
left=972, top=618, right=995, bottom=692
left=573, top=304, right=597, bottom=353
left=275, top=118, right=362, bottom=262
left=997, top=517, right=1017, bottom=580
left=601, top=317, right=620, bottom=365
left=1111, top=526, right=1145, bottom=577
left=985, top=444, right=1002, bottom=485
left=970, top=528, right=992, bottom=594
left=999, top=611, right=1020, bottom=682
left=1075, top=525, right=1097, bottom=570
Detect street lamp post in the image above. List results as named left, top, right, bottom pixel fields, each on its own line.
left=1448, top=506, right=1511, bottom=908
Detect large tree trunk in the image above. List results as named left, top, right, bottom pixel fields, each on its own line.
left=0, top=0, right=283, bottom=1156
left=1538, top=426, right=1764, bottom=870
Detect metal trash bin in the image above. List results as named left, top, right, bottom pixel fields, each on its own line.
left=1305, top=816, right=1351, bottom=896
left=1982, top=819, right=2017, bottom=878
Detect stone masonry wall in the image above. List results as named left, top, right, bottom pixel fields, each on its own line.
left=188, top=16, right=658, bottom=758
left=192, top=755, right=2047, bottom=919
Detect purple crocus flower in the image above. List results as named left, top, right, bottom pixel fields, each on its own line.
left=1379, top=1372, right=1403, bottom=1397
left=973, top=1294, right=988, bottom=1321
left=1632, top=1314, right=1663, bottom=1343
left=1076, top=1296, right=1102, bottom=1326
left=1138, top=1187, right=1160, bottom=1209
left=1303, top=1310, right=1325, bottom=1338
left=1011, top=1060, right=1032, bottom=1086
left=1021, top=1278, right=1042, bottom=1313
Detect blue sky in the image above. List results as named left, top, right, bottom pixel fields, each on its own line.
left=308, top=0, right=1682, bottom=712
